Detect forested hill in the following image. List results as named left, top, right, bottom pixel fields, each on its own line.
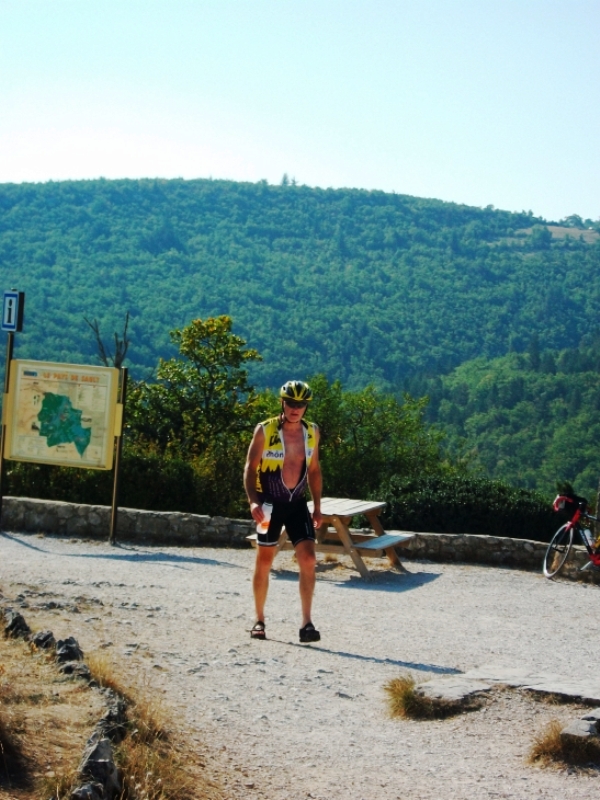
left=408, top=335, right=600, bottom=499
left=1, top=177, right=599, bottom=389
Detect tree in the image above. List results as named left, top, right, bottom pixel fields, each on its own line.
left=84, top=312, right=130, bottom=368
left=126, top=316, right=262, bottom=454
left=527, top=334, right=541, bottom=371
left=308, top=374, right=451, bottom=498
left=529, top=225, right=552, bottom=250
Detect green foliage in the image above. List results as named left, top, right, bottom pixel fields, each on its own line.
left=3, top=175, right=600, bottom=516
left=1, top=177, right=599, bottom=393
left=309, top=375, right=453, bottom=498
left=126, top=315, right=262, bottom=455
left=411, top=337, right=600, bottom=500
left=3, top=316, right=564, bottom=538
left=4, top=449, right=195, bottom=512
left=381, top=474, right=555, bottom=542
left=5, top=355, right=462, bottom=521
left=4, top=444, right=250, bottom=518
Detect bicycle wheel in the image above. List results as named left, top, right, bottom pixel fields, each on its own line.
left=543, top=524, right=574, bottom=578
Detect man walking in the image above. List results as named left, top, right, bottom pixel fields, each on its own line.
left=244, top=380, right=322, bottom=643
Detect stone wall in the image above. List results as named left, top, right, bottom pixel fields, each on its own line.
left=1, top=496, right=254, bottom=548
left=401, top=529, right=599, bottom=584
left=1, top=496, right=597, bottom=584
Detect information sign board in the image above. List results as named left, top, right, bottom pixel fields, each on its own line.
left=2, top=291, right=24, bottom=332
left=4, top=360, right=119, bottom=469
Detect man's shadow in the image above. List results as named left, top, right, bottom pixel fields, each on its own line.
left=0, top=532, right=243, bottom=570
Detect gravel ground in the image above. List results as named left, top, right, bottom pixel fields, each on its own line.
left=1, top=530, right=599, bottom=800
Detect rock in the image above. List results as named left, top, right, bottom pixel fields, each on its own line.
left=79, top=737, right=121, bottom=799
left=417, top=676, right=492, bottom=705
left=3, top=608, right=31, bottom=638
left=560, top=718, right=600, bottom=741
left=95, top=691, right=128, bottom=742
left=70, top=782, right=105, bottom=800
left=31, top=629, right=56, bottom=650
left=56, top=636, right=84, bottom=662
left=581, top=707, right=600, bottom=723
left=58, top=661, right=92, bottom=680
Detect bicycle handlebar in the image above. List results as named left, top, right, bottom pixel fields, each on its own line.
left=553, top=494, right=588, bottom=511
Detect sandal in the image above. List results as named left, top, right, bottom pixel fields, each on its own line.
left=299, top=622, right=320, bottom=643
left=250, top=621, right=266, bottom=640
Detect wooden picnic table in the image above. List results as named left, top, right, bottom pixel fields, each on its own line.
left=248, top=496, right=414, bottom=578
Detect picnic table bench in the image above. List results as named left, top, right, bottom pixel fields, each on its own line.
left=247, top=496, right=414, bottom=578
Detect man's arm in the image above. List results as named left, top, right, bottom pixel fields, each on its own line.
left=307, top=426, right=322, bottom=529
left=244, top=424, right=265, bottom=524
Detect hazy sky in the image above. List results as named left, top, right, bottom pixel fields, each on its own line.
left=1, top=0, right=598, bottom=221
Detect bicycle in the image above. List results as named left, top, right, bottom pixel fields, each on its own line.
left=543, top=493, right=600, bottom=578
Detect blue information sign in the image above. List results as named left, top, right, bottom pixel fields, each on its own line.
left=2, top=291, right=24, bottom=332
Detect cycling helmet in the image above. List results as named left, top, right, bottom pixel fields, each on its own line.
left=280, top=380, right=312, bottom=403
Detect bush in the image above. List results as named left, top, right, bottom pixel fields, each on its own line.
left=5, top=449, right=211, bottom=515
left=5, top=459, right=113, bottom=506
left=380, top=474, right=556, bottom=542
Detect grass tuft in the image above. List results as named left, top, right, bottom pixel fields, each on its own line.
left=384, top=674, right=437, bottom=719
left=86, top=651, right=133, bottom=699
left=529, top=719, right=600, bottom=767
left=384, top=673, right=475, bottom=720
left=0, top=660, right=27, bottom=775
left=38, top=766, right=79, bottom=799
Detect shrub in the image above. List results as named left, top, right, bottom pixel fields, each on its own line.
left=383, top=674, right=477, bottom=719
left=380, top=474, right=556, bottom=542
left=384, top=675, right=435, bottom=719
left=529, top=719, right=600, bottom=767
left=4, top=448, right=231, bottom=516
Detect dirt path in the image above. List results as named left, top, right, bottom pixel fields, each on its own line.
left=1, top=531, right=599, bottom=799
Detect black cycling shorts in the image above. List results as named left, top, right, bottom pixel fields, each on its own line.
left=257, top=498, right=316, bottom=548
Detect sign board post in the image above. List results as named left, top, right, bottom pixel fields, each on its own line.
left=109, top=368, right=128, bottom=545
left=0, top=290, right=24, bottom=519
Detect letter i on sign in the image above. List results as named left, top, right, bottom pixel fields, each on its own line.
left=4, top=297, right=14, bottom=326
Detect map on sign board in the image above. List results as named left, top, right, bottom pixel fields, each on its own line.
left=4, top=360, right=120, bottom=470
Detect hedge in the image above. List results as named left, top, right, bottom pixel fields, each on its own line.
left=380, top=474, right=557, bottom=543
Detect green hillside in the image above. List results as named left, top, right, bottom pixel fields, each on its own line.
left=1, top=177, right=599, bottom=391
left=410, top=337, right=600, bottom=500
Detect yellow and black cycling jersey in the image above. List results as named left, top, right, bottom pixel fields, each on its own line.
left=256, top=416, right=317, bottom=502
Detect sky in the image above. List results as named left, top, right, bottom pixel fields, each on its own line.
left=1, top=0, right=599, bottom=222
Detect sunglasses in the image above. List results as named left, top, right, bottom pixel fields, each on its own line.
left=284, top=400, right=308, bottom=409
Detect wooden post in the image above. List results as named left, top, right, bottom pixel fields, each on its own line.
left=0, top=331, right=14, bottom=523
left=109, top=367, right=128, bottom=545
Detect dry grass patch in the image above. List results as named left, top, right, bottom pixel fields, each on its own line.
left=0, top=637, right=226, bottom=799
left=0, top=633, right=103, bottom=799
left=0, top=661, right=30, bottom=791
left=384, top=674, right=484, bottom=720
left=86, top=651, right=225, bottom=800
left=529, top=719, right=600, bottom=768
left=385, top=674, right=440, bottom=720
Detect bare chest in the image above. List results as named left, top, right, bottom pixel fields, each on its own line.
left=281, top=427, right=306, bottom=466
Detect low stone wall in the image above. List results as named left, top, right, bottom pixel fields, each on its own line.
left=401, top=530, right=599, bottom=583
left=1, top=496, right=254, bottom=548
left=1, top=496, right=597, bottom=584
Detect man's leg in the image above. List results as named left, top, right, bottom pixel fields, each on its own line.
left=253, top=544, right=277, bottom=624
left=295, top=539, right=317, bottom=628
